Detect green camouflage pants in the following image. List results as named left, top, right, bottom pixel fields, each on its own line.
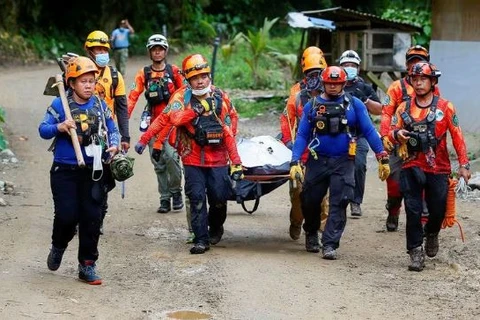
left=112, top=48, right=128, bottom=75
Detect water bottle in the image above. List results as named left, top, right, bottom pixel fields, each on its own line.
left=139, top=110, right=151, bottom=132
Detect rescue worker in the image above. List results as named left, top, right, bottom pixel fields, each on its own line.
left=110, top=19, right=135, bottom=75
left=84, top=30, right=131, bottom=234
left=129, top=34, right=185, bottom=214
left=339, top=50, right=382, bottom=217
left=387, top=62, right=470, bottom=271
left=380, top=45, right=437, bottom=231
left=39, top=56, right=120, bottom=284
left=167, top=54, right=243, bottom=254
left=290, top=66, right=390, bottom=260
left=279, top=48, right=329, bottom=240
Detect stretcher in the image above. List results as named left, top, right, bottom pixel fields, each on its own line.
left=230, top=135, right=291, bottom=214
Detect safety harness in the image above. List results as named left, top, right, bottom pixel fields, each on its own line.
left=400, top=95, right=439, bottom=154
left=143, top=64, right=174, bottom=106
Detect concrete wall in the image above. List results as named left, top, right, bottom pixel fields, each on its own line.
left=430, top=40, right=480, bottom=132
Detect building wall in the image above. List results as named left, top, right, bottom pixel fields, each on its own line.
left=432, top=0, right=480, bottom=41
left=430, top=40, right=480, bottom=132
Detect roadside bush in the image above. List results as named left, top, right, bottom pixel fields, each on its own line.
left=0, top=29, right=37, bottom=66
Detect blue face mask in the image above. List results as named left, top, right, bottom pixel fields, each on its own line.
left=344, top=67, right=358, bottom=81
left=95, top=53, right=110, bottom=67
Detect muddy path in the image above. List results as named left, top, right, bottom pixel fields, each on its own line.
left=0, top=57, right=479, bottom=319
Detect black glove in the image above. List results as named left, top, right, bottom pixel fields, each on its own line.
left=152, top=148, right=162, bottom=162
left=352, top=88, right=368, bottom=103
left=192, top=102, right=205, bottom=116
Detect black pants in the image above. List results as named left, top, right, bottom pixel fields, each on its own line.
left=400, top=167, right=448, bottom=250
left=184, top=165, right=231, bottom=245
left=301, top=155, right=355, bottom=249
left=50, top=163, right=103, bottom=262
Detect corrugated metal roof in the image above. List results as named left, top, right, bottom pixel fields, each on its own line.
left=299, top=7, right=422, bottom=33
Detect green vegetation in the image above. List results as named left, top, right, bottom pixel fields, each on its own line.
left=233, top=97, right=286, bottom=119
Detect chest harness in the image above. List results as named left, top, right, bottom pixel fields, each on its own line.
left=306, top=94, right=356, bottom=159
left=144, top=64, right=174, bottom=106
left=189, top=89, right=225, bottom=147
left=399, top=96, right=439, bottom=158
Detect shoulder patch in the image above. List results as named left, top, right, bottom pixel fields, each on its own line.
left=435, top=109, right=444, bottom=121
left=452, top=113, right=459, bottom=127
left=224, top=114, right=231, bottom=126
left=383, top=95, right=391, bottom=105
left=171, top=101, right=183, bottom=111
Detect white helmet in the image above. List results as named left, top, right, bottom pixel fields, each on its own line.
left=339, top=50, right=361, bottom=65
left=146, top=34, right=169, bottom=50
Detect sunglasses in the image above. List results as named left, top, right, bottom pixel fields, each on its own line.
left=184, top=63, right=209, bottom=74
left=86, top=38, right=109, bottom=44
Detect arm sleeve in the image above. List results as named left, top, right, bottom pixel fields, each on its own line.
left=139, top=113, right=169, bottom=145
left=223, top=92, right=238, bottom=135
left=104, top=102, right=120, bottom=147
left=173, top=66, right=186, bottom=89
left=223, top=126, right=242, bottom=164
left=170, top=108, right=196, bottom=126
left=114, top=95, right=130, bottom=142
left=364, top=83, right=380, bottom=103
left=280, top=93, right=297, bottom=144
left=38, top=100, right=64, bottom=139
left=127, top=69, right=145, bottom=117
left=446, top=102, right=469, bottom=165
left=380, top=81, right=401, bottom=137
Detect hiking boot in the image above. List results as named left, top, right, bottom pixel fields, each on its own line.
left=408, top=246, right=425, bottom=272
left=157, top=199, right=171, bottom=213
left=78, top=260, right=102, bottom=285
left=322, top=246, right=337, bottom=260
left=209, top=226, right=224, bottom=245
left=172, top=193, right=184, bottom=211
left=425, top=233, right=439, bottom=257
left=190, top=243, right=210, bottom=254
left=350, top=202, right=362, bottom=217
left=386, top=214, right=399, bottom=232
left=289, top=224, right=302, bottom=240
left=47, top=246, right=65, bottom=271
left=305, top=232, right=320, bottom=253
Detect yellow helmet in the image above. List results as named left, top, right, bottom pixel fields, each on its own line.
left=301, top=53, right=327, bottom=73
left=84, top=30, right=110, bottom=50
left=182, top=54, right=211, bottom=80
left=301, top=46, right=323, bottom=62
left=65, top=56, right=99, bottom=83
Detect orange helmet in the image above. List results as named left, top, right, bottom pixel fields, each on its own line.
left=301, top=46, right=324, bottom=62
left=301, top=53, right=328, bottom=73
left=182, top=54, right=211, bottom=80
left=65, top=56, right=99, bottom=83
left=408, top=62, right=441, bottom=84
left=321, top=66, right=347, bottom=84
left=84, top=30, right=110, bottom=50
left=406, top=45, right=430, bottom=62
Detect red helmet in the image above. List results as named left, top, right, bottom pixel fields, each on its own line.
left=408, top=62, right=441, bottom=84
left=321, top=66, right=347, bottom=84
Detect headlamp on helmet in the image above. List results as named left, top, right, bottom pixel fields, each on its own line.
left=182, top=54, right=211, bottom=80
left=85, top=31, right=110, bottom=50
left=146, top=34, right=169, bottom=50
left=321, top=66, right=347, bottom=84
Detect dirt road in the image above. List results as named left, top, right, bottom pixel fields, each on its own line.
left=1, top=57, right=479, bottom=319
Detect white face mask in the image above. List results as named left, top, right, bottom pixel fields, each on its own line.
left=192, top=85, right=212, bottom=96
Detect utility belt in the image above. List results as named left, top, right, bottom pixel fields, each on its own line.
left=52, top=162, right=93, bottom=171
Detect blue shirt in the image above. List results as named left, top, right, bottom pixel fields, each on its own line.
left=39, top=95, right=119, bottom=165
left=111, top=28, right=131, bottom=49
left=292, top=94, right=383, bottom=161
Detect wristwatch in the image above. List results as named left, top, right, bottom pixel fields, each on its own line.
left=460, top=163, right=471, bottom=170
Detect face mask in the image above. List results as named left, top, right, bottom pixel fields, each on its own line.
left=95, top=53, right=110, bottom=67
left=344, top=67, right=358, bottom=81
left=305, top=70, right=322, bottom=91
left=192, top=85, right=212, bottom=96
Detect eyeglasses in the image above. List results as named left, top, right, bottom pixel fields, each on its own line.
left=86, top=38, right=109, bottom=44
left=184, top=63, right=209, bottom=74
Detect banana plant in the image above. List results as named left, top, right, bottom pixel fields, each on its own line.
left=240, top=17, right=279, bottom=88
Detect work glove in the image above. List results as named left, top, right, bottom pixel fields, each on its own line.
left=230, top=164, right=244, bottom=181
left=289, top=161, right=304, bottom=183
left=376, top=151, right=390, bottom=181
left=134, top=142, right=146, bottom=155
left=352, top=88, right=368, bottom=103
left=381, top=136, right=394, bottom=153
left=152, top=148, right=162, bottom=162
left=398, top=141, right=409, bottom=161
left=192, top=102, right=205, bottom=116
